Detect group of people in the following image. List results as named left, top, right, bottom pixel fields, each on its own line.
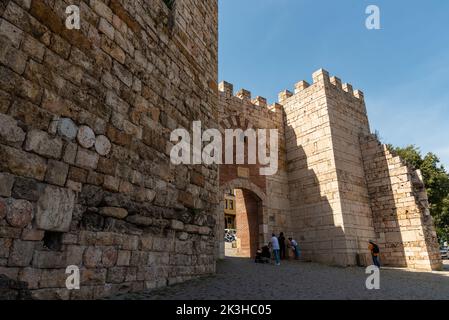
left=255, top=232, right=301, bottom=266
left=255, top=235, right=382, bottom=268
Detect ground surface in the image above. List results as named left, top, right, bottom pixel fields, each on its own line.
left=112, top=258, right=449, bottom=300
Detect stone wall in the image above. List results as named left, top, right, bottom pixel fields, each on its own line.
left=361, top=135, right=442, bottom=270
left=0, top=0, right=219, bottom=299
left=282, top=71, right=350, bottom=265
left=216, top=82, right=291, bottom=257
left=280, top=69, right=441, bottom=269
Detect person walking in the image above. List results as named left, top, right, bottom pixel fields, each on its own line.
left=278, top=232, right=286, bottom=260
left=368, top=240, right=381, bottom=268
left=289, top=237, right=301, bottom=260
left=270, top=233, right=281, bottom=266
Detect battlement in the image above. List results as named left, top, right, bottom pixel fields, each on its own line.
left=277, top=69, right=365, bottom=104
left=219, top=81, right=284, bottom=114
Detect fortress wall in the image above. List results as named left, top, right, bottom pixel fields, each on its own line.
left=0, top=0, right=219, bottom=299
left=282, top=71, right=349, bottom=266
left=217, top=83, right=291, bottom=247
left=361, top=135, right=442, bottom=270
left=322, top=71, right=377, bottom=266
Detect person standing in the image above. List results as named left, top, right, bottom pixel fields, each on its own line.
left=289, top=237, right=301, bottom=260
left=270, top=233, right=281, bottom=266
left=369, top=240, right=381, bottom=268
left=278, top=232, right=286, bottom=260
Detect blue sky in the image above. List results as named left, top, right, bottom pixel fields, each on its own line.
left=218, top=0, right=449, bottom=168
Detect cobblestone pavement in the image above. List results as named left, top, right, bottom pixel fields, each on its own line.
left=112, top=258, right=449, bottom=300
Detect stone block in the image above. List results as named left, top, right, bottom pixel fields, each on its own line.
left=0, top=18, right=23, bottom=47
left=170, top=220, right=184, bottom=231
left=0, top=173, right=14, bottom=197
left=63, top=142, right=78, bottom=165
left=79, top=268, right=107, bottom=287
left=5, top=198, right=34, bottom=228
left=45, top=160, right=69, bottom=186
left=12, top=176, right=43, bottom=202
left=8, top=240, right=35, bottom=267
left=36, top=185, right=76, bottom=232
left=84, top=247, right=102, bottom=268
left=24, top=130, right=63, bottom=159
left=103, top=175, right=120, bottom=192
left=106, top=267, right=126, bottom=284
left=0, top=198, right=6, bottom=220
left=66, top=245, right=85, bottom=266
left=117, top=250, right=131, bottom=266
left=57, top=118, right=78, bottom=140
left=18, top=267, right=41, bottom=290
left=0, top=238, right=12, bottom=258
left=0, top=145, right=47, bottom=181
left=0, top=113, right=26, bottom=147
left=32, top=251, right=66, bottom=268
left=99, top=207, right=128, bottom=219
left=21, top=228, right=45, bottom=241
left=76, top=148, right=99, bottom=170
left=95, top=135, right=111, bottom=156
left=102, top=247, right=118, bottom=267
left=77, top=125, right=96, bottom=149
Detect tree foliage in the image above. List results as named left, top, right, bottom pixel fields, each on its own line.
left=388, top=145, right=449, bottom=243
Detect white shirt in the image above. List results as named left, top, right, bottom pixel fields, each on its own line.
left=271, top=236, right=280, bottom=250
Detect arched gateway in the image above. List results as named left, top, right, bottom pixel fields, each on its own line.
left=218, top=179, right=267, bottom=259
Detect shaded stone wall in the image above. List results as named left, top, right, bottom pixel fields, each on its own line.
left=217, top=82, right=291, bottom=256
left=0, top=0, right=219, bottom=299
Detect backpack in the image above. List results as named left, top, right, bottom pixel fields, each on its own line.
left=372, top=244, right=380, bottom=254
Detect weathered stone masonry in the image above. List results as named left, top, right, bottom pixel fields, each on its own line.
left=0, top=0, right=442, bottom=300
left=0, top=0, right=219, bottom=299
left=216, top=69, right=441, bottom=271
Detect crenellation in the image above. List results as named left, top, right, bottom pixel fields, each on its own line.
left=294, top=80, right=310, bottom=93
left=218, top=81, right=233, bottom=97
left=236, top=88, right=251, bottom=101
left=342, top=83, right=353, bottom=94
left=330, top=76, right=342, bottom=89
left=312, top=68, right=330, bottom=84
left=278, top=90, right=293, bottom=104
left=252, top=96, right=267, bottom=107
left=353, top=90, right=364, bottom=100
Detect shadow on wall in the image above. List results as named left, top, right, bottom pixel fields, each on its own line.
left=284, top=125, right=351, bottom=267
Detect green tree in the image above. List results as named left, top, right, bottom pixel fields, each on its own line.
left=388, top=145, right=449, bottom=243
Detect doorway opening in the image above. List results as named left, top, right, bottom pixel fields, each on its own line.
left=223, top=188, right=263, bottom=258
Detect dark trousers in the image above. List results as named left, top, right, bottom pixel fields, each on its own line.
left=372, top=255, right=381, bottom=268
left=280, top=245, right=286, bottom=260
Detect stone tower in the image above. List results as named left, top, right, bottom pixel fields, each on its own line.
left=281, top=69, right=441, bottom=270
